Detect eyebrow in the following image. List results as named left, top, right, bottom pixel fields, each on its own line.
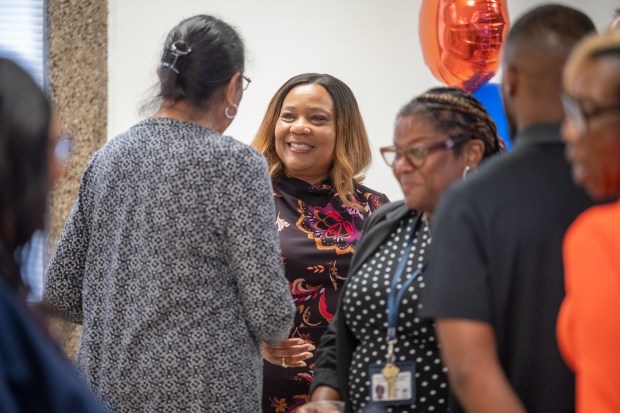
left=280, top=105, right=333, bottom=113
left=395, top=136, right=438, bottom=147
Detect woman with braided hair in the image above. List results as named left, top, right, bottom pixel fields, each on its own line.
left=305, top=86, right=502, bottom=413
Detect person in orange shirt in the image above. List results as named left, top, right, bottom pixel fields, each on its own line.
left=558, top=27, right=620, bottom=413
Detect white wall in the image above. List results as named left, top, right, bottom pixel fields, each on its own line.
left=108, top=0, right=618, bottom=202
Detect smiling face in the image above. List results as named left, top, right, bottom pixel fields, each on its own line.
left=274, top=84, right=336, bottom=184
left=393, top=114, right=471, bottom=213
left=562, top=57, right=620, bottom=199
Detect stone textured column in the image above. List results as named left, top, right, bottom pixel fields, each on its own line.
left=47, top=0, right=108, bottom=358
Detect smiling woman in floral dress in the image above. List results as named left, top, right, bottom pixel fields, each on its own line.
left=252, top=73, right=389, bottom=412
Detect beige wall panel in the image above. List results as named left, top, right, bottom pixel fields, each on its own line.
left=47, top=0, right=107, bottom=358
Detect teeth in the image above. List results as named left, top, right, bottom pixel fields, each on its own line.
left=289, top=143, right=313, bottom=151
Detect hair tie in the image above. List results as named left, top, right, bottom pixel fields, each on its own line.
left=161, top=41, right=192, bottom=74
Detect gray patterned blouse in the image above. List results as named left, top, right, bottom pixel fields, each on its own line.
left=44, top=118, right=295, bottom=413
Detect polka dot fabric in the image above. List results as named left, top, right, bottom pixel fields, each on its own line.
left=342, top=214, right=448, bottom=412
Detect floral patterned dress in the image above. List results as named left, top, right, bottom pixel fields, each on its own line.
left=263, top=175, right=389, bottom=413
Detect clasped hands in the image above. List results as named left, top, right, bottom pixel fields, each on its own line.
left=262, top=338, right=315, bottom=368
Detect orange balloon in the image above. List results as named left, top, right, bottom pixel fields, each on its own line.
left=419, top=0, right=510, bottom=92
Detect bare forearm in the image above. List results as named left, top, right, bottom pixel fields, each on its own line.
left=449, top=368, right=525, bottom=413
left=436, top=319, right=526, bottom=413
left=310, top=385, right=341, bottom=402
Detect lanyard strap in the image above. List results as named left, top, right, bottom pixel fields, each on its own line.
left=385, top=214, right=427, bottom=360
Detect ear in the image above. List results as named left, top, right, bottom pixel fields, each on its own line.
left=464, top=139, right=485, bottom=167
left=225, top=72, right=242, bottom=104
left=501, top=65, right=518, bottom=100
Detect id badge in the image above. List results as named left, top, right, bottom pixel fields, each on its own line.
left=368, top=361, right=416, bottom=406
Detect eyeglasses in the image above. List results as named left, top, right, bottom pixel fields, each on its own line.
left=241, top=75, right=252, bottom=91
left=380, top=136, right=469, bottom=168
left=562, top=94, right=620, bottom=136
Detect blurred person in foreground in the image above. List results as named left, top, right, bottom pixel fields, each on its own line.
left=419, top=5, right=595, bottom=413
left=0, top=57, right=107, bottom=412
left=0, top=48, right=53, bottom=303
left=252, top=73, right=389, bottom=412
left=558, top=27, right=620, bottom=413
left=44, top=15, right=294, bottom=413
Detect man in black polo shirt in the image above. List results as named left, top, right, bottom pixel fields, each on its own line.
left=419, top=5, right=595, bottom=413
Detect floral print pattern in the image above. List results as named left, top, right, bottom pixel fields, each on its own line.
left=263, top=175, right=389, bottom=412
left=297, top=204, right=361, bottom=254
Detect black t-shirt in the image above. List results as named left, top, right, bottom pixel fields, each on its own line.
left=419, top=124, right=593, bottom=413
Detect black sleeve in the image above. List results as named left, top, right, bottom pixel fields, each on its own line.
left=310, top=311, right=340, bottom=393
left=310, top=201, right=404, bottom=395
left=419, top=185, right=492, bottom=323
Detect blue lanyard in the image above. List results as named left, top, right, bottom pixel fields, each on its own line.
left=386, top=214, right=426, bottom=343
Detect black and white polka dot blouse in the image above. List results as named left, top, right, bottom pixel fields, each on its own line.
left=342, top=213, right=449, bottom=412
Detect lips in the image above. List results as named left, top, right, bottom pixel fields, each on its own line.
left=288, top=142, right=314, bottom=153
left=399, top=179, right=423, bottom=190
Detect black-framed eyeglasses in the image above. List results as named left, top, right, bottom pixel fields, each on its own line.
left=380, top=136, right=469, bottom=168
left=241, top=75, right=252, bottom=91
left=562, top=93, right=620, bottom=136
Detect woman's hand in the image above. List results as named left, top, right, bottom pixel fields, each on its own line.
left=310, top=385, right=341, bottom=402
left=262, top=338, right=315, bottom=368
left=297, top=398, right=344, bottom=413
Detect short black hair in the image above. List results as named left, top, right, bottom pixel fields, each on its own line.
left=506, top=4, right=595, bottom=57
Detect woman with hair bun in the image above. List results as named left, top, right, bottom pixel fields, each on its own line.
left=44, top=15, right=294, bottom=413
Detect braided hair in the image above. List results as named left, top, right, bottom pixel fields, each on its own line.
left=397, top=86, right=502, bottom=159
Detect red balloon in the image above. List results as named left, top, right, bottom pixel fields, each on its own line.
left=419, top=0, right=510, bottom=92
